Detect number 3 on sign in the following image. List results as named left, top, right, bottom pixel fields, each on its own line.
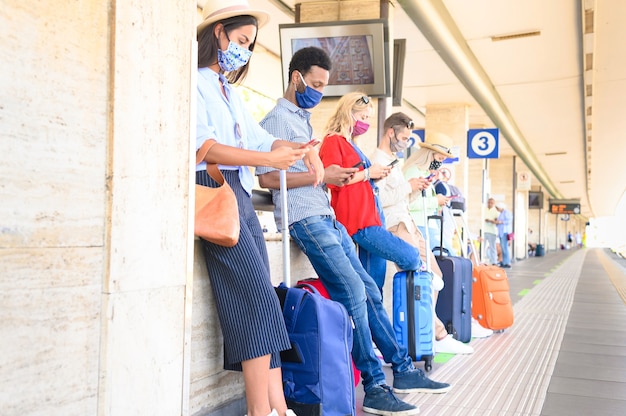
left=467, top=128, right=499, bottom=159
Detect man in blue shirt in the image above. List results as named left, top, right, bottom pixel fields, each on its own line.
left=257, top=46, right=450, bottom=416
left=495, top=202, right=513, bottom=268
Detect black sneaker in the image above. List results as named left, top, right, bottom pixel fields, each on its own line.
left=362, top=384, right=419, bottom=415
left=393, top=368, right=451, bottom=394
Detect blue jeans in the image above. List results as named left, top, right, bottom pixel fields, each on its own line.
left=353, top=225, right=421, bottom=292
left=485, top=232, right=498, bottom=265
left=289, top=215, right=414, bottom=392
left=499, top=234, right=511, bottom=265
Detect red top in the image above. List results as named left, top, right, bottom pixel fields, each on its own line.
left=319, top=134, right=382, bottom=236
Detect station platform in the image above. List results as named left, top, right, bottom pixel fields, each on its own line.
left=355, top=247, right=626, bottom=415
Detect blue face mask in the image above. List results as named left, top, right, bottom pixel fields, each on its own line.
left=217, top=40, right=253, bottom=72
left=295, top=72, right=323, bottom=109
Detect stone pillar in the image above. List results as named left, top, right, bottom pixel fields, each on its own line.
left=0, top=1, right=196, bottom=415
left=424, top=104, right=470, bottom=189
left=98, top=2, right=196, bottom=414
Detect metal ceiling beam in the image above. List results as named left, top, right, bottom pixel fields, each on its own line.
left=398, top=0, right=564, bottom=199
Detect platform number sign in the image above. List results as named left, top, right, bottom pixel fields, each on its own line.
left=467, top=128, right=499, bottom=159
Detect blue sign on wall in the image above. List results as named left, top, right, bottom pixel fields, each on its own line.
left=411, top=129, right=425, bottom=145
left=467, top=128, right=499, bottom=159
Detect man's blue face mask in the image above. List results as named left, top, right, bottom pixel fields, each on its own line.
left=295, top=71, right=323, bottom=109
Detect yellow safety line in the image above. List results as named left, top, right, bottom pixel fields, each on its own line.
left=598, top=249, right=626, bottom=305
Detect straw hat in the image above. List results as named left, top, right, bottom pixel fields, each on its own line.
left=198, top=0, right=270, bottom=34
left=419, top=131, right=454, bottom=158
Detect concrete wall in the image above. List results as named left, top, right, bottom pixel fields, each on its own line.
left=0, top=1, right=196, bottom=415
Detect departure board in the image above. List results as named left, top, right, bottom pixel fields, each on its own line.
left=549, top=202, right=581, bottom=214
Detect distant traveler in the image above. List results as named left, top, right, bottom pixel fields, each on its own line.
left=494, top=202, right=513, bottom=268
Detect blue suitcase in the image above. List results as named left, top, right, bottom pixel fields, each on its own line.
left=393, top=269, right=434, bottom=372
left=275, top=283, right=356, bottom=416
left=393, top=189, right=435, bottom=371
left=435, top=253, right=473, bottom=343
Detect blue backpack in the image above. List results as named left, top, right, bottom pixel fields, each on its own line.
left=275, top=283, right=356, bottom=416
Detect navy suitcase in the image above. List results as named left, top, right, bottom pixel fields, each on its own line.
left=430, top=214, right=473, bottom=343
left=275, top=170, right=356, bottom=416
left=393, top=269, right=434, bottom=371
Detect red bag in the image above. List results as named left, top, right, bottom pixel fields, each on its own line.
left=507, top=232, right=515, bottom=241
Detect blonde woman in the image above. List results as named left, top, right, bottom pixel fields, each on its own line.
left=319, top=92, right=420, bottom=291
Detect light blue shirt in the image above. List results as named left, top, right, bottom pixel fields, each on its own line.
left=496, top=209, right=513, bottom=237
left=196, top=68, right=277, bottom=195
left=257, top=98, right=333, bottom=230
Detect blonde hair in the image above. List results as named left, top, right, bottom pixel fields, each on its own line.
left=324, top=91, right=373, bottom=140
left=403, top=146, right=434, bottom=174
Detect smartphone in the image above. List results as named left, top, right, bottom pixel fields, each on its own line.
left=425, top=173, right=435, bottom=180
left=300, top=139, right=320, bottom=148
left=352, top=161, right=364, bottom=168
left=388, top=159, right=399, bottom=167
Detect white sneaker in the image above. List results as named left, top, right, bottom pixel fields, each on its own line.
left=432, top=275, right=444, bottom=291
left=434, top=334, right=474, bottom=354
left=471, top=318, right=494, bottom=338
left=286, top=410, right=297, bottom=416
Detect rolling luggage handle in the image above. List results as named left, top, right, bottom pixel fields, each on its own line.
left=420, top=189, right=434, bottom=371
left=427, top=214, right=448, bottom=257
left=430, top=207, right=470, bottom=259
left=455, top=210, right=481, bottom=266
left=421, top=190, right=432, bottom=271
left=280, top=169, right=291, bottom=286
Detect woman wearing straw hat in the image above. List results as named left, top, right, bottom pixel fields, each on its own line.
left=195, top=2, right=324, bottom=415
left=403, top=131, right=454, bottom=249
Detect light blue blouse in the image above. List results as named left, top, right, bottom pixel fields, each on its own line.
left=196, top=67, right=278, bottom=195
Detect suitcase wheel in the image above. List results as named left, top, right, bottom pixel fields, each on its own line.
left=424, top=359, right=432, bottom=372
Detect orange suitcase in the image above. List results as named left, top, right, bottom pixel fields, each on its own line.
left=471, top=265, right=514, bottom=331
